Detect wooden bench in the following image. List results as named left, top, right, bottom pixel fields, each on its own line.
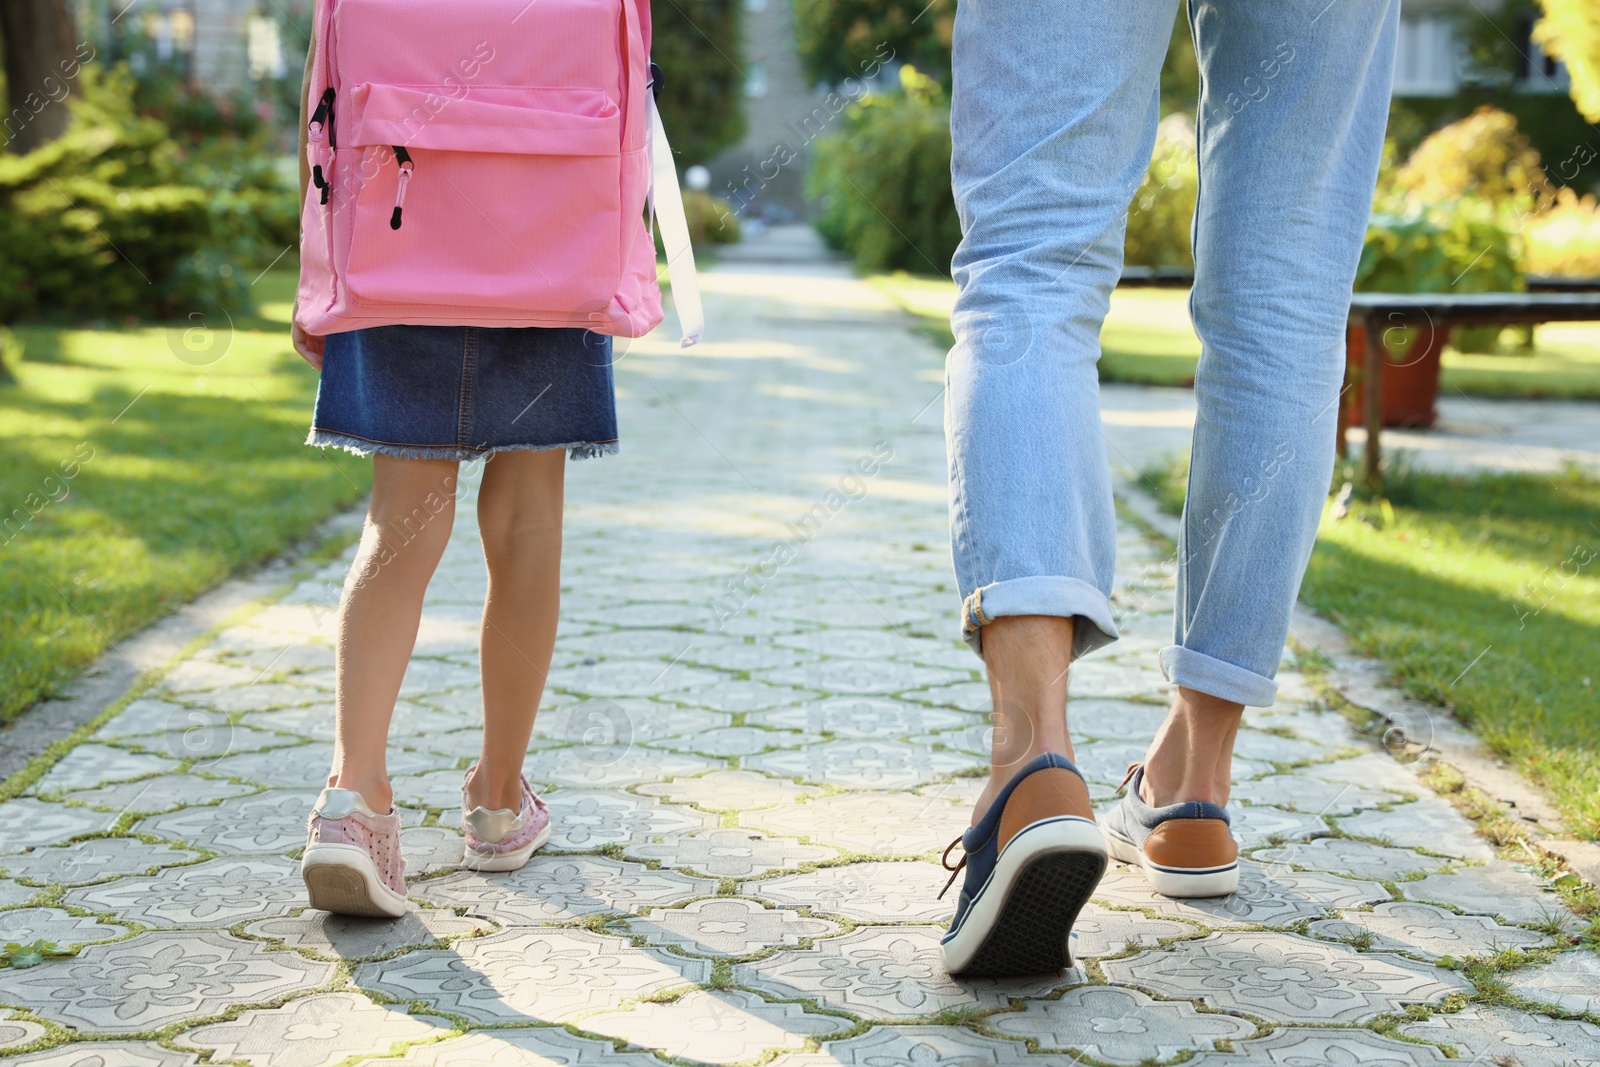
left=1341, top=291, right=1600, bottom=488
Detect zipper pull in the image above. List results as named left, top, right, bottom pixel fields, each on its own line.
left=308, top=88, right=335, bottom=202
left=390, top=146, right=413, bottom=230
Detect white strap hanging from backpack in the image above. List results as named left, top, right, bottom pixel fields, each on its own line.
left=646, top=83, right=704, bottom=348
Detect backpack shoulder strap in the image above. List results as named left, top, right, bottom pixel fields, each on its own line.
left=646, top=87, right=704, bottom=347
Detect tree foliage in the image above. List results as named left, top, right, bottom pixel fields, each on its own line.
left=793, top=0, right=954, bottom=87
left=1534, top=0, right=1600, bottom=121
left=651, top=0, right=745, bottom=165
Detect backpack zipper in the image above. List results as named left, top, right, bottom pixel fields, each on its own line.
left=308, top=87, right=336, bottom=205
left=390, top=146, right=413, bottom=229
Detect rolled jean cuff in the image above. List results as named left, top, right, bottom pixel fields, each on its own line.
left=961, top=576, right=1119, bottom=660
left=1159, top=645, right=1278, bottom=707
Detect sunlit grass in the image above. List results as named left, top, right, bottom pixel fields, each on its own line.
left=1142, top=456, right=1600, bottom=838
left=0, top=270, right=370, bottom=724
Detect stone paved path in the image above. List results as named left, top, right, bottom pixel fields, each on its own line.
left=3, top=245, right=1597, bottom=1066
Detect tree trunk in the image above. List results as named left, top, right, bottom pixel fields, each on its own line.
left=1, top=0, right=78, bottom=154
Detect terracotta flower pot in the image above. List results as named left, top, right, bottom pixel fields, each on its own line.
left=1345, top=322, right=1450, bottom=429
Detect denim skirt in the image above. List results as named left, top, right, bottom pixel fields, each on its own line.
left=306, top=325, right=617, bottom=461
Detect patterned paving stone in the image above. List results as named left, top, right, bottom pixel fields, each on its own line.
left=93, top=697, right=196, bottom=739
left=1229, top=1026, right=1451, bottom=1065
left=764, top=660, right=950, bottom=696
left=1066, top=699, right=1168, bottom=741
left=202, top=742, right=444, bottom=790
left=745, top=861, right=949, bottom=922
left=523, top=745, right=722, bottom=789
left=535, top=698, right=731, bottom=745
left=1095, top=859, right=1391, bottom=927
left=1309, top=901, right=1553, bottom=960
left=3, top=930, right=334, bottom=1033
left=636, top=770, right=820, bottom=812
left=554, top=658, right=726, bottom=696
left=1227, top=804, right=1330, bottom=846
left=65, top=856, right=303, bottom=928
left=628, top=898, right=839, bottom=956
left=745, top=791, right=968, bottom=855
left=1400, top=1005, right=1600, bottom=1066
left=1254, top=837, right=1451, bottom=882
left=0, top=879, right=35, bottom=906
left=1, top=837, right=201, bottom=886
left=1232, top=773, right=1406, bottom=816
left=351, top=1027, right=662, bottom=1067
left=1229, top=729, right=1337, bottom=764
left=181, top=992, right=449, bottom=1067
left=390, top=769, right=477, bottom=810
left=0, top=1018, right=48, bottom=1052
left=1100, top=931, right=1471, bottom=1023
left=1339, top=800, right=1494, bottom=860
left=903, top=680, right=992, bottom=712
left=583, top=989, right=850, bottom=1064
left=737, top=926, right=1064, bottom=1022
left=416, top=855, right=713, bottom=923
left=626, top=827, right=836, bottom=878
left=985, top=985, right=1255, bottom=1064
left=185, top=681, right=327, bottom=714
left=1067, top=659, right=1171, bottom=698
left=11, top=1043, right=204, bottom=1066
left=1068, top=740, right=1153, bottom=788
left=0, top=799, right=118, bottom=852
left=747, top=739, right=978, bottom=790
left=401, top=824, right=467, bottom=874
left=1506, top=950, right=1600, bottom=1015
left=1402, top=862, right=1580, bottom=927
left=752, top=697, right=973, bottom=737
left=677, top=680, right=825, bottom=713
left=543, top=790, right=715, bottom=849
left=778, top=1026, right=1049, bottom=1067
left=651, top=725, right=819, bottom=756
left=234, top=706, right=339, bottom=742
left=244, top=909, right=490, bottom=959
left=1070, top=903, right=1201, bottom=959
left=63, top=773, right=256, bottom=815
left=139, top=790, right=314, bottom=855
left=353, top=927, right=707, bottom=1023
left=773, top=627, right=944, bottom=660
left=0, top=907, right=124, bottom=949
left=29, top=744, right=180, bottom=794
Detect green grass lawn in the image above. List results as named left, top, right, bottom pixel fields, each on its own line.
left=872, top=273, right=1600, bottom=398
left=1141, top=456, right=1600, bottom=839
left=0, top=270, right=370, bottom=725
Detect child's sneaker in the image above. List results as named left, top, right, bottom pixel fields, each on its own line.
left=939, top=752, right=1107, bottom=976
left=460, top=767, right=550, bottom=872
left=302, top=787, right=408, bottom=917
left=1103, top=763, right=1239, bottom=898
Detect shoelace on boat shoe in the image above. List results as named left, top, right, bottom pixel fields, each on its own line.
left=938, top=835, right=966, bottom=900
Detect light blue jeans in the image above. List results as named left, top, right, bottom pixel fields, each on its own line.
left=945, top=0, right=1398, bottom=706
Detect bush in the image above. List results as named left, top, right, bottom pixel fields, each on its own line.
left=1124, top=114, right=1197, bottom=268
left=1357, top=197, right=1525, bottom=355
left=807, top=66, right=959, bottom=274
left=1525, top=187, right=1600, bottom=276
left=683, top=191, right=741, bottom=245
left=1358, top=197, right=1523, bottom=295
left=1394, top=106, right=1554, bottom=212
left=0, top=67, right=292, bottom=324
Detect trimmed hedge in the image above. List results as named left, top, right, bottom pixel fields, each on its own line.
left=0, top=68, right=294, bottom=323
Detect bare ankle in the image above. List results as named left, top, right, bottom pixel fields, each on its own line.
left=465, top=763, right=524, bottom=811
left=328, top=771, right=394, bottom=814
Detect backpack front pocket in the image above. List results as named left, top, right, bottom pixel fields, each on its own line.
left=340, top=83, right=623, bottom=316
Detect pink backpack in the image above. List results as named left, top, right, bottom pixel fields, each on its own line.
left=294, top=0, right=702, bottom=346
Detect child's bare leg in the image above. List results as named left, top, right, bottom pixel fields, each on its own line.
left=328, top=455, right=460, bottom=812
left=468, top=448, right=564, bottom=811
